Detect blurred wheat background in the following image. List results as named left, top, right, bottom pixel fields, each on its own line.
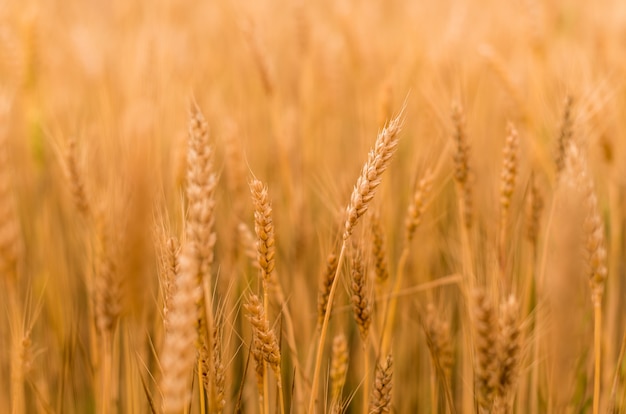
left=0, top=0, right=625, bottom=412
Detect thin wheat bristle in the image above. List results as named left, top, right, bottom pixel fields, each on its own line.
left=370, top=212, right=389, bottom=286
left=350, top=245, right=371, bottom=343
left=404, top=168, right=434, bottom=246
left=160, top=243, right=203, bottom=414
left=317, top=252, right=338, bottom=330
left=330, top=332, right=349, bottom=405
left=451, top=103, right=473, bottom=229
left=244, top=293, right=282, bottom=387
left=344, top=111, right=403, bottom=241
left=369, top=354, right=393, bottom=414
left=472, top=288, right=499, bottom=409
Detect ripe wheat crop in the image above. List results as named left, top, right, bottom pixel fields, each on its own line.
left=0, top=0, right=625, bottom=413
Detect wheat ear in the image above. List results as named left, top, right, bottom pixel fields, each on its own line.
left=472, top=288, right=499, bottom=411
left=245, top=293, right=284, bottom=414
left=330, top=333, right=349, bottom=408
left=494, top=296, right=521, bottom=414
left=369, top=355, right=393, bottom=414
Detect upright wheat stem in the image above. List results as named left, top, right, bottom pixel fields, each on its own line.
left=308, top=109, right=403, bottom=413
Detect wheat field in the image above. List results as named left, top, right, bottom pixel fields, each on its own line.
left=0, top=0, right=625, bottom=412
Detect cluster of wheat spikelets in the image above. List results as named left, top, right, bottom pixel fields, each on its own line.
left=0, top=0, right=625, bottom=413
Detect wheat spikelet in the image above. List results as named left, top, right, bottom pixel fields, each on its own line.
left=350, top=245, right=371, bottom=343
left=451, top=103, right=473, bottom=229
left=160, top=243, right=203, bottom=414
left=245, top=293, right=282, bottom=388
left=317, top=252, right=338, bottom=330
left=370, top=212, right=389, bottom=286
left=404, top=168, right=434, bottom=246
left=472, top=288, right=498, bottom=409
left=330, top=333, right=349, bottom=405
left=344, top=111, right=403, bottom=241
left=369, top=354, right=393, bottom=414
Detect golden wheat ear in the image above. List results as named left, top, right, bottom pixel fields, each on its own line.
left=369, top=354, right=393, bottom=414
